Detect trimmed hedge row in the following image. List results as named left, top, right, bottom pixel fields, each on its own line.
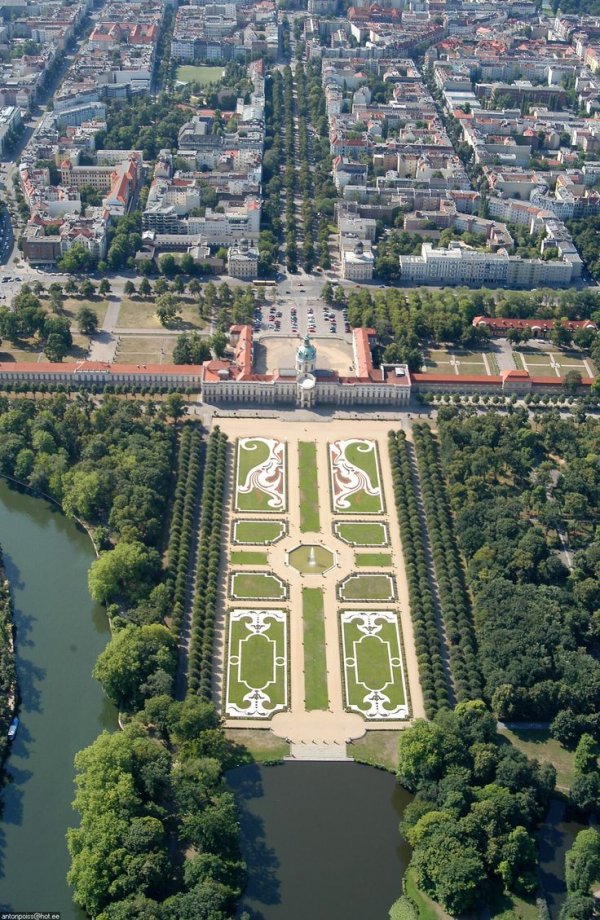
left=388, top=430, right=450, bottom=718
left=412, top=424, right=482, bottom=702
left=188, top=427, right=228, bottom=699
left=166, top=426, right=205, bottom=639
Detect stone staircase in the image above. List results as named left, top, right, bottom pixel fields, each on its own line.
left=287, top=742, right=353, bottom=762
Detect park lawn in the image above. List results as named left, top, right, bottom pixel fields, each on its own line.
left=339, top=573, right=396, bottom=601
left=226, top=613, right=287, bottom=713
left=298, top=441, right=320, bottom=532
left=355, top=552, right=392, bottom=567
left=62, top=297, right=110, bottom=329
left=302, top=588, right=328, bottom=711
left=498, top=727, right=575, bottom=791
left=229, top=550, right=269, bottom=566
left=348, top=730, right=402, bottom=772
left=233, top=520, right=286, bottom=544
left=176, top=64, right=224, bottom=85
left=117, top=297, right=203, bottom=330
left=115, top=335, right=175, bottom=364
left=230, top=571, right=286, bottom=600
left=335, top=521, right=388, bottom=546
left=457, top=359, right=488, bottom=376
left=224, top=728, right=290, bottom=764
left=487, top=889, right=540, bottom=920
left=404, top=869, right=449, bottom=920
left=341, top=612, right=406, bottom=716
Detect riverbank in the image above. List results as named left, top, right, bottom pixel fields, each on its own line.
left=0, top=543, right=17, bottom=787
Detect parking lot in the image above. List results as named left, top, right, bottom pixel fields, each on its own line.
left=253, top=298, right=351, bottom=339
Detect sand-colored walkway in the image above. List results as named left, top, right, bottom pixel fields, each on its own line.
left=215, top=417, right=425, bottom=747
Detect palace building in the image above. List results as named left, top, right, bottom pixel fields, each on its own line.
left=200, top=326, right=413, bottom=407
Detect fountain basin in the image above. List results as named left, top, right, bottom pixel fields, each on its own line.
left=286, top=544, right=336, bottom=575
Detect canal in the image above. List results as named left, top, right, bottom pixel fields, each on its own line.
left=0, top=480, right=117, bottom=917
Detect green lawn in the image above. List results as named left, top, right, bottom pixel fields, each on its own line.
left=340, top=611, right=407, bottom=718
left=230, top=550, right=269, bottom=566
left=498, top=727, right=576, bottom=791
left=117, top=296, right=202, bottom=330
left=224, top=728, right=290, bottom=764
left=298, top=441, right=320, bottom=532
left=233, top=520, right=286, bottom=544
left=236, top=438, right=286, bottom=513
left=355, top=553, right=393, bottom=567
left=339, top=573, right=396, bottom=601
left=405, top=869, right=447, bottom=920
left=302, top=588, right=328, bottom=711
left=176, top=64, right=224, bottom=86
left=225, top=611, right=287, bottom=717
left=335, top=522, right=388, bottom=546
left=230, top=572, right=287, bottom=600
left=349, top=730, right=402, bottom=772
left=330, top=439, right=384, bottom=514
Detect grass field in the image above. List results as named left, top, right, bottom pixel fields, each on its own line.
left=335, top=521, right=389, bottom=546
left=515, top=347, right=595, bottom=379
left=225, top=609, right=288, bottom=718
left=302, top=588, right=328, bottom=711
left=423, top=347, right=494, bottom=377
left=355, top=553, right=393, bottom=567
left=224, top=728, right=290, bottom=764
left=330, top=439, right=384, bottom=514
left=348, top=730, right=402, bottom=772
left=498, top=727, right=576, bottom=791
left=298, top=441, right=320, bottom=532
left=229, top=550, right=269, bottom=566
left=115, top=335, right=176, bottom=364
left=176, top=64, right=224, bottom=85
left=236, top=437, right=286, bottom=513
left=339, top=573, right=396, bottom=602
left=116, top=297, right=203, bottom=330
left=340, top=610, right=408, bottom=719
left=230, top=572, right=287, bottom=600
left=233, top=520, right=286, bottom=544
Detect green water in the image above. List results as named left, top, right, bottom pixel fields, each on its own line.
left=0, top=480, right=116, bottom=916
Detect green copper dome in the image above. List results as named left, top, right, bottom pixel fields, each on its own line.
left=297, top=335, right=316, bottom=362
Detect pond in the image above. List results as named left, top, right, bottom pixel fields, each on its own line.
left=228, top=761, right=413, bottom=920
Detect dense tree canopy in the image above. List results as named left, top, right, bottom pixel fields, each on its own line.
left=398, top=702, right=555, bottom=914
left=439, top=410, right=600, bottom=741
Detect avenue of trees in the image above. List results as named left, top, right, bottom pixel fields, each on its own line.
left=187, top=428, right=228, bottom=698
left=412, top=425, right=482, bottom=702
left=398, top=701, right=556, bottom=916
left=438, top=409, right=600, bottom=746
left=388, top=430, right=450, bottom=716
left=167, top=426, right=205, bottom=639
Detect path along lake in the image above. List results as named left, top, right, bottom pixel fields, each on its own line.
left=0, top=479, right=116, bottom=916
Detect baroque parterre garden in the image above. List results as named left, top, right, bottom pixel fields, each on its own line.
left=219, top=424, right=415, bottom=726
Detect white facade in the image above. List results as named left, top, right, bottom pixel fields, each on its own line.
left=399, top=242, right=575, bottom=288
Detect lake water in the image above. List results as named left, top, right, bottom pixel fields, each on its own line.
left=228, top=761, right=413, bottom=920
left=0, top=480, right=116, bottom=916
